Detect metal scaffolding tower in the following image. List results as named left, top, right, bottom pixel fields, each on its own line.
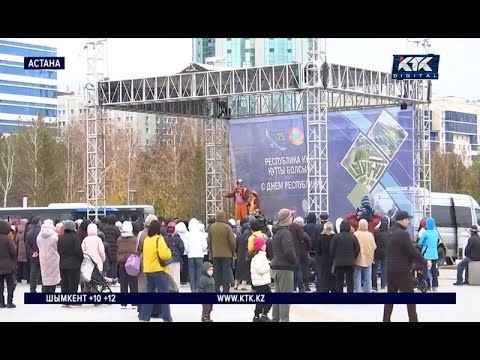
left=85, top=39, right=107, bottom=220
left=205, top=100, right=228, bottom=220
left=304, top=38, right=329, bottom=217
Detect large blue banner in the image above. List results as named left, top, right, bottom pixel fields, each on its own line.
left=228, top=107, right=414, bottom=222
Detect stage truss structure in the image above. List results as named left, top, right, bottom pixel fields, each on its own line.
left=98, top=39, right=431, bottom=222
left=84, top=39, right=107, bottom=220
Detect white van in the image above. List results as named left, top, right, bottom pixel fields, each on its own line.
left=423, top=192, right=480, bottom=265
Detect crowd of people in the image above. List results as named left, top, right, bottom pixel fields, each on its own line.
left=2, top=192, right=480, bottom=322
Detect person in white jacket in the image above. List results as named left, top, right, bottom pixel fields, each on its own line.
left=81, top=223, right=106, bottom=273
left=250, top=237, right=272, bottom=322
left=184, top=218, right=208, bottom=292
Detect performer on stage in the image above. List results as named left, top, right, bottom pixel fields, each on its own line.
left=248, top=190, right=260, bottom=215
left=224, top=178, right=250, bottom=221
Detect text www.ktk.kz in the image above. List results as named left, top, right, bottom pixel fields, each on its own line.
left=217, top=294, right=266, bottom=303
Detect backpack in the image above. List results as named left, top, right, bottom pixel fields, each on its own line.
left=125, top=236, right=141, bottom=276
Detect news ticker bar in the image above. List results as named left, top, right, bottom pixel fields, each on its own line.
left=24, top=293, right=456, bottom=305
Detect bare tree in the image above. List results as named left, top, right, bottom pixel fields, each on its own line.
left=0, top=135, right=16, bottom=207
left=61, top=119, right=86, bottom=202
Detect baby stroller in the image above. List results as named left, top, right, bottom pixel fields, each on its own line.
left=413, top=244, right=428, bottom=293
left=80, top=253, right=112, bottom=295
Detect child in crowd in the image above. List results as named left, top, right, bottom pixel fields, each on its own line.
left=250, top=237, right=272, bottom=322
left=197, top=261, right=215, bottom=322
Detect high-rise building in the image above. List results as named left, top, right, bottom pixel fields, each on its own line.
left=0, top=39, right=57, bottom=134
left=192, top=38, right=305, bottom=67
left=57, top=93, right=176, bottom=149
left=430, top=97, right=480, bottom=166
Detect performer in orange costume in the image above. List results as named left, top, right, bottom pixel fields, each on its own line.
left=224, top=179, right=250, bottom=221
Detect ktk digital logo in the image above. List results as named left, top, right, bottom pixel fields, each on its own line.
left=391, top=54, right=439, bottom=80
left=24, top=57, right=65, bottom=70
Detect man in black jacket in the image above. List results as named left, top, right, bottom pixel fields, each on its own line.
left=271, top=208, right=297, bottom=322
left=26, top=216, right=42, bottom=293
left=454, top=225, right=480, bottom=285
left=383, top=211, right=427, bottom=322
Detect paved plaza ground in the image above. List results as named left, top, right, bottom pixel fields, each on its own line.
left=2, top=269, right=478, bottom=322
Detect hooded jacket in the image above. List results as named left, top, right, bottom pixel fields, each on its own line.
left=207, top=211, right=236, bottom=258
left=329, top=220, right=360, bottom=267
left=271, top=224, right=297, bottom=271
left=418, top=217, right=439, bottom=260
left=175, top=221, right=189, bottom=256
left=37, top=220, right=61, bottom=286
left=16, top=220, right=27, bottom=262
left=81, top=224, right=106, bottom=272
left=250, top=250, right=271, bottom=286
left=289, top=222, right=311, bottom=263
left=58, top=230, right=83, bottom=270
left=117, top=229, right=138, bottom=264
left=184, top=219, right=208, bottom=258
left=197, top=262, right=215, bottom=293
left=0, top=221, right=16, bottom=275
left=353, top=220, right=377, bottom=267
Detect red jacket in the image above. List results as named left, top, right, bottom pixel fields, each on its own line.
left=346, top=213, right=382, bottom=233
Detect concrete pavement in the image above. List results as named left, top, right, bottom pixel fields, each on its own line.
left=2, top=269, right=479, bottom=322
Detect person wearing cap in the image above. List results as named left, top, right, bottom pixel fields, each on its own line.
left=250, top=237, right=272, bottom=322
left=224, top=178, right=250, bottom=221
left=383, top=210, right=427, bottom=322
left=271, top=208, right=297, bottom=322
left=117, top=221, right=139, bottom=309
left=58, top=220, right=83, bottom=295
left=454, top=225, right=480, bottom=285
left=248, top=190, right=260, bottom=215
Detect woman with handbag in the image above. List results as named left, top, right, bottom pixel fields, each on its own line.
left=117, top=221, right=139, bottom=309
left=138, top=220, right=173, bottom=322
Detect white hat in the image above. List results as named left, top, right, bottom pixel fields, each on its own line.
left=294, top=217, right=304, bottom=226
left=228, top=219, right=236, bottom=227
left=115, top=221, right=123, bottom=229
left=122, top=221, right=133, bottom=235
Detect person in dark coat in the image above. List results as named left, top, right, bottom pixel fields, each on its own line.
left=15, top=219, right=28, bottom=283
left=454, top=225, right=480, bottom=285
left=289, top=221, right=311, bottom=292
left=372, top=216, right=389, bottom=290
left=58, top=220, right=83, bottom=294
left=197, top=261, right=215, bottom=322
left=234, top=218, right=251, bottom=290
left=77, top=219, right=91, bottom=243
left=383, top=211, right=427, bottom=322
left=96, top=231, right=111, bottom=277
left=315, top=221, right=336, bottom=293
left=0, top=220, right=17, bottom=308
left=131, top=214, right=144, bottom=237
left=329, top=220, right=360, bottom=293
left=26, top=216, right=42, bottom=293
left=164, top=221, right=185, bottom=288
left=103, top=214, right=121, bottom=278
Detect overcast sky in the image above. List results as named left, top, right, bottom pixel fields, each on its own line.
left=6, top=38, right=478, bottom=100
